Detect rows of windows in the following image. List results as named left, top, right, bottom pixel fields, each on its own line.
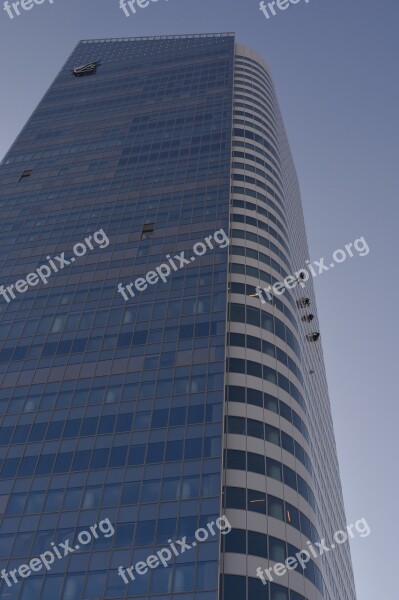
left=234, top=86, right=277, bottom=129
left=225, top=415, right=313, bottom=475
left=227, top=330, right=304, bottom=386
left=225, top=412, right=350, bottom=600
left=234, top=116, right=277, bottom=153
left=2, top=180, right=230, bottom=237
left=6, top=104, right=230, bottom=172
left=17, top=73, right=231, bottom=136
left=11, top=97, right=230, bottom=168
left=119, top=129, right=229, bottom=163
left=231, top=237, right=289, bottom=279
left=234, top=126, right=279, bottom=162
left=230, top=226, right=292, bottom=272
left=232, top=156, right=284, bottom=202
left=223, top=486, right=319, bottom=542
left=30, top=67, right=229, bottom=116
left=2, top=474, right=220, bottom=517
left=76, top=34, right=231, bottom=61
left=0, top=436, right=221, bottom=480
left=30, top=79, right=231, bottom=123
left=234, top=76, right=276, bottom=123
left=234, top=84, right=275, bottom=124
left=231, top=202, right=356, bottom=600
left=234, top=91, right=279, bottom=142
left=0, top=307, right=226, bottom=369
left=66, top=54, right=229, bottom=94
left=229, top=281, right=298, bottom=334
left=1, top=323, right=225, bottom=377
left=235, top=58, right=275, bottom=94
left=236, top=55, right=274, bottom=82
left=34, top=129, right=62, bottom=141
left=103, top=58, right=229, bottom=87
left=234, top=101, right=281, bottom=158
left=231, top=198, right=288, bottom=240
left=227, top=356, right=305, bottom=414
left=234, top=107, right=278, bottom=146
left=2, top=335, right=223, bottom=377
left=0, top=561, right=218, bottom=599
left=127, top=106, right=229, bottom=132
left=0, top=265, right=226, bottom=322
left=232, top=183, right=287, bottom=231
left=232, top=176, right=287, bottom=228
left=234, top=117, right=279, bottom=157
left=232, top=167, right=284, bottom=212
left=0, top=350, right=222, bottom=411
left=0, top=186, right=225, bottom=240
left=4, top=136, right=125, bottom=165
left=118, top=145, right=229, bottom=170
left=117, top=154, right=230, bottom=183
left=233, top=137, right=281, bottom=177
left=0, top=319, right=220, bottom=365
left=235, top=73, right=276, bottom=115
left=228, top=302, right=302, bottom=363
left=231, top=210, right=290, bottom=256
left=1, top=234, right=225, bottom=279
left=0, top=403, right=221, bottom=447
left=119, top=154, right=230, bottom=176
left=224, top=449, right=316, bottom=512
left=0, top=35, right=231, bottom=600
left=116, top=160, right=229, bottom=189
left=234, top=86, right=275, bottom=123
left=122, top=117, right=227, bottom=153
left=226, top=385, right=309, bottom=441
left=234, top=99, right=279, bottom=154
left=113, top=159, right=229, bottom=185
left=230, top=259, right=297, bottom=315
left=0, top=286, right=225, bottom=343
left=236, top=55, right=274, bottom=84
left=5, top=312, right=214, bottom=379
left=235, top=64, right=275, bottom=100
left=222, top=528, right=323, bottom=593
left=221, top=574, right=308, bottom=600
left=234, top=69, right=275, bottom=105
left=45, top=61, right=230, bottom=106
left=1, top=287, right=222, bottom=337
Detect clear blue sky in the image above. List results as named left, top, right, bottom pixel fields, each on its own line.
left=1, top=0, right=398, bottom=597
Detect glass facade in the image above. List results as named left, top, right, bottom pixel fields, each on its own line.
left=0, top=34, right=234, bottom=600
left=0, top=34, right=356, bottom=600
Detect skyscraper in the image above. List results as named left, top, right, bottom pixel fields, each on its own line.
left=0, top=34, right=356, bottom=600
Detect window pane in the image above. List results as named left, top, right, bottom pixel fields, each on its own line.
left=173, top=564, right=195, bottom=592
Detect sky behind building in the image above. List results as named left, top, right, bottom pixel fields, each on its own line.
left=0, top=1, right=398, bottom=598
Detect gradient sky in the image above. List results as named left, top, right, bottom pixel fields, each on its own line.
left=1, top=0, right=398, bottom=597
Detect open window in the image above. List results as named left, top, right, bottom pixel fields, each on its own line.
left=19, top=170, right=32, bottom=181
left=141, top=223, right=154, bottom=240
